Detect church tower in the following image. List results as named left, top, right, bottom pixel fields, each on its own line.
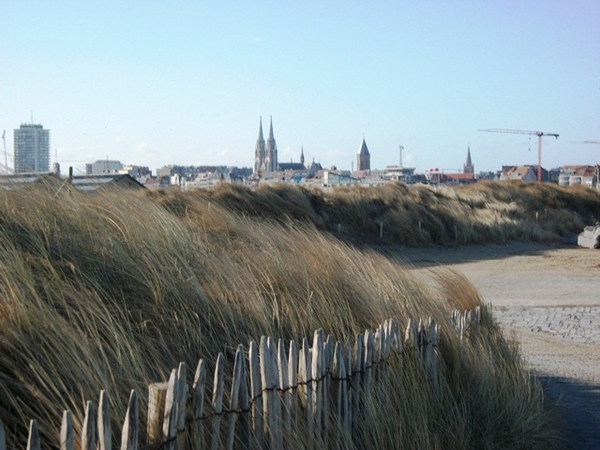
left=300, top=146, right=305, bottom=166
left=464, top=145, right=474, bottom=174
left=357, top=138, right=371, bottom=171
left=254, top=117, right=266, bottom=175
left=265, top=116, right=278, bottom=172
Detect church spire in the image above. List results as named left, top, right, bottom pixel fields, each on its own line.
left=265, top=116, right=278, bottom=172
left=254, top=117, right=266, bottom=175
left=464, top=144, right=474, bottom=174
left=300, top=145, right=305, bottom=166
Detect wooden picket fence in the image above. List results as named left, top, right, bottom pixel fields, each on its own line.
left=0, top=308, right=481, bottom=450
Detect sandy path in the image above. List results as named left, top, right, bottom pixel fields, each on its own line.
left=393, top=242, right=600, bottom=449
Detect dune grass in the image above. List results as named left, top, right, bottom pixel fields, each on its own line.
left=0, top=179, right=588, bottom=448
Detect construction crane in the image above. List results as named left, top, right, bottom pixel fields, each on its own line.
left=479, top=128, right=559, bottom=182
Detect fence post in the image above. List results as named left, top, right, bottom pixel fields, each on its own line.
left=176, top=362, right=187, bottom=449
left=311, top=329, right=324, bottom=445
left=26, top=420, right=40, bottom=450
left=120, top=390, right=139, bottom=450
left=98, top=390, right=111, bottom=450
left=298, top=338, right=314, bottom=443
left=147, top=382, right=168, bottom=446
left=210, top=353, right=225, bottom=450
left=163, top=369, right=179, bottom=450
left=249, top=340, right=264, bottom=448
left=288, top=340, right=299, bottom=438
left=82, top=400, right=97, bottom=450
left=260, top=336, right=282, bottom=449
left=278, top=339, right=292, bottom=444
left=60, top=411, right=74, bottom=450
left=227, top=345, right=245, bottom=450
left=192, top=360, right=207, bottom=449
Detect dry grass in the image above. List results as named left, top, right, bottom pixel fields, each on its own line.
left=0, top=180, right=579, bottom=448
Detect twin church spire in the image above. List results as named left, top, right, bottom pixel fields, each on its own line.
left=254, top=116, right=278, bottom=174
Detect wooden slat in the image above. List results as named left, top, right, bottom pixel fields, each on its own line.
left=227, top=345, right=244, bottom=450
left=120, top=390, right=139, bottom=450
left=288, top=340, right=299, bottom=437
left=332, top=341, right=350, bottom=449
left=311, top=329, right=324, bottom=445
left=26, top=420, right=40, bottom=450
left=210, top=353, right=225, bottom=450
left=249, top=340, right=264, bottom=447
left=0, top=421, right=5, bottom=450
left=60, top=411, right=74, bottom=450
left=278, top=339, right=292, bottom=442
left=298, top=337, right=313, bottom=442
left=163, top=369, right=179, bottom=450
left=236, top=349, right=251, bottom=450
left=147, top=382, right=168, bottom=445
left=260, top=336, right=282, bottom=448
left=175, top=363, right=187, bottom=450
left=98, top=390, right=112, bottom=450
left=192, top=359, right=207, bottom=449
left=82, top=400, right=97, bottom=450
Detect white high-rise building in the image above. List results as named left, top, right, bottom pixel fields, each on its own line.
left=13, top=124, right=50, bottom=173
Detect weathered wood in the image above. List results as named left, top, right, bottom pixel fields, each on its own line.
left=98, top=390, right=112, bottom=450
left=332, top=341, right=350, bottom=449
left=288, top=340, right=299, bottom=438
left=0, top=421, right=5, bottom=450
left=163, top=369, right=179, bottom=450
left=298, top=337, right=313, bottom=442
left=120, top=390, right=139, bottom=450
left=311, top=329, right=324, bottom=445
left=210, top=353, right=225, bottom=450
left=192, top=359, right=207, bottom=450
left=363, top=331, right=374, bottom=399
left=278, top=339, right=292, bottom=443
left=227, top=345, right=244, bottom=450
left=26, top=420, right=40, bottom=450
left=60, top=410, right=74, bottom=450
left=352, top=332, right=364, bottom=443
left=236, top=345, right=251, bottom=450
left=175, top=363, right=187, bottom=450
left=147, top=382, right=168, bottom=445
left=81, top=400, right=97, bottom=450
left=249, top=340, right=264, bottom=447
left=260, top=336, right=282, bottom=448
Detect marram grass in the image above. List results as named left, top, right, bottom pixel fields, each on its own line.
left=0, top=180, right=581, bottom=448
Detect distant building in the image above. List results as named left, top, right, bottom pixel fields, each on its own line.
left=86, top=159, right=124, bottom=175
left=278, top=147, right=306, bottom=171
left=500, top=165, right=542, bottom=182
left=463, top=145, right=474, bottom=174
left=254, top=117, right=278, bottom=175
left=558, top=165, right=598, bottom=188
left=357, top=138, right=370, bottom=171
left=13, top=124, right=50, bottom=173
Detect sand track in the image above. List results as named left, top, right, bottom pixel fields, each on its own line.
left=395, top=242, right=600, bottom=449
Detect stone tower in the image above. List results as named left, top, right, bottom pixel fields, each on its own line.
left=357, top=138, right=371, bottom=171
left=254, top=117, right=266, bottom=175
left=265, top=116, right=278, bottom=173
left=464, top=145, right=474, bottom=174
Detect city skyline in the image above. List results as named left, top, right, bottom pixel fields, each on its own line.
left=1, top=1, right=598, bottom=175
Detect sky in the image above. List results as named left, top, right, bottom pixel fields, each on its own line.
left=2, top=0, right=599, bottom=175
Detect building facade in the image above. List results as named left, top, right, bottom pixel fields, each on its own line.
left=13, top=124, right=50, bottom=173
left=254, top=117, right=278, bottom=175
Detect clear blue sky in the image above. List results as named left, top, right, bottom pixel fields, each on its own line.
left=2, top=0, right=599, bottom=174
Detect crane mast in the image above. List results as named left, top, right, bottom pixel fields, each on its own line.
left=479, top=128, right=559, bottom=182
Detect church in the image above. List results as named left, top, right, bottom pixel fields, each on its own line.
left=253, top=117, right=311, bottom=175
